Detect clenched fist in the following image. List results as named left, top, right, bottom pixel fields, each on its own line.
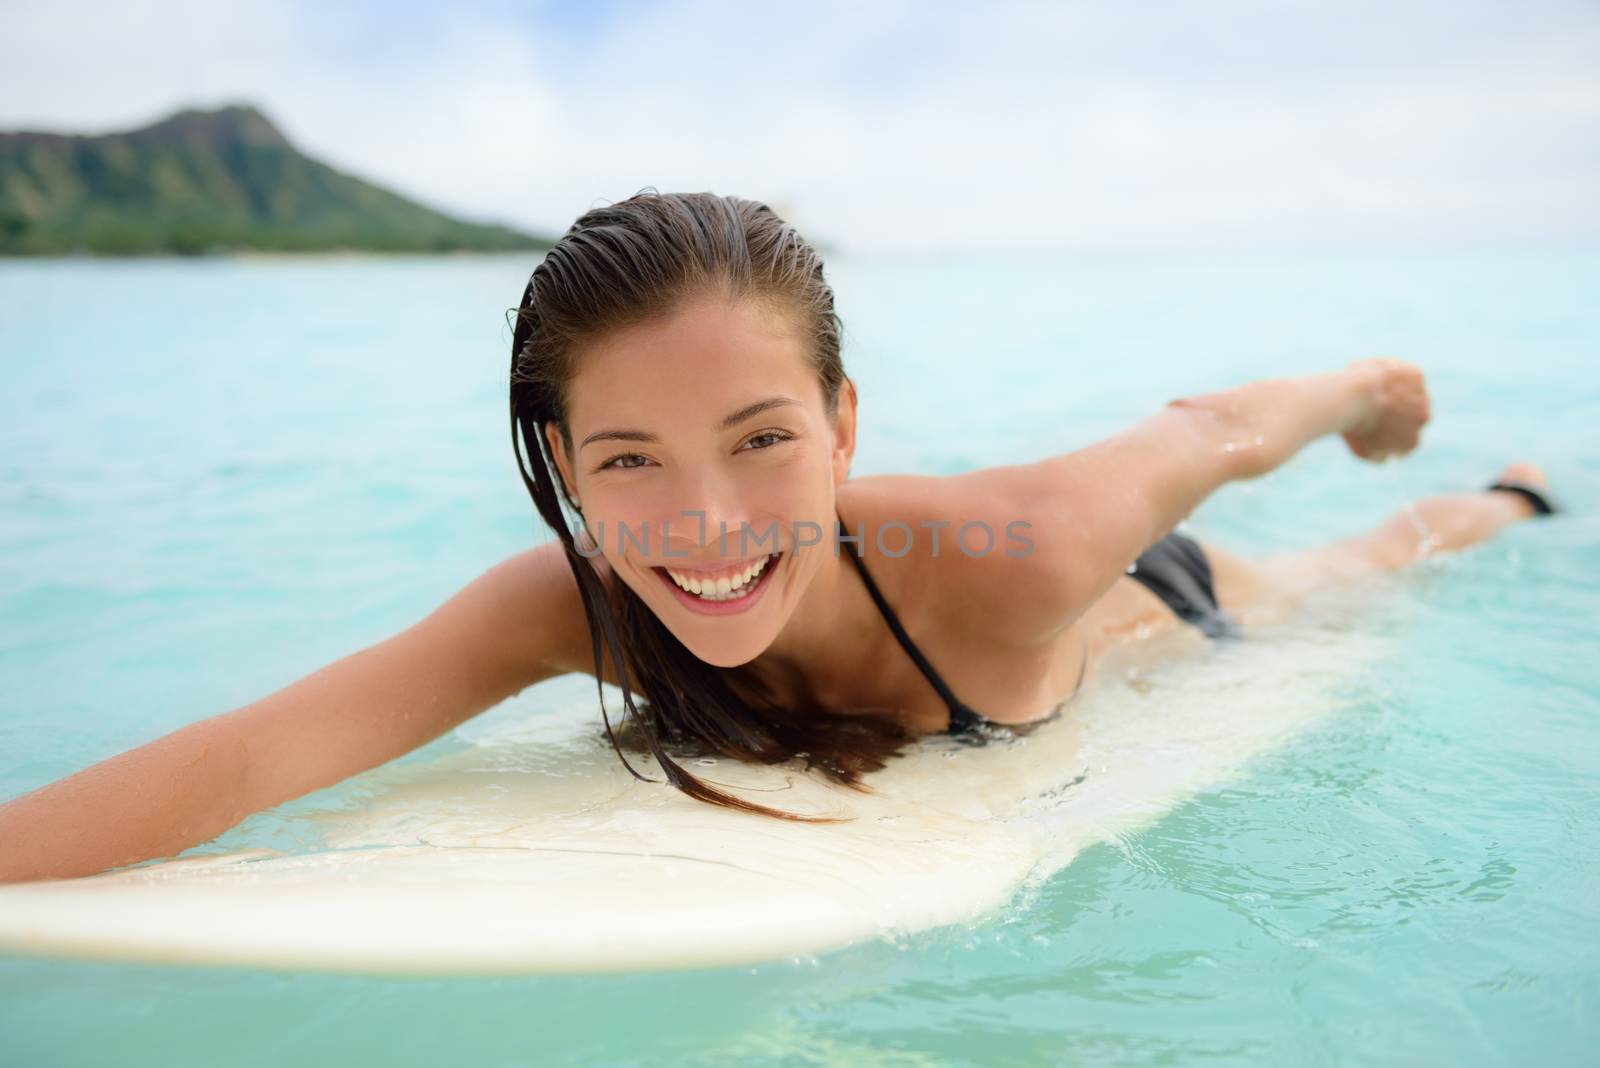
left=1342, top=357, right=1431, bottom=462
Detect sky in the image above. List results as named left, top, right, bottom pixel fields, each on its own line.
left=2, top=0, right=1597, bottom=255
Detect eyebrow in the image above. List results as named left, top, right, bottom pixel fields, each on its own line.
left=579, top=396, right=803, bottom=450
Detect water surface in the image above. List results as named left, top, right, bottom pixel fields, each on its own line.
left=1, top=249, right=1595, bottom=1066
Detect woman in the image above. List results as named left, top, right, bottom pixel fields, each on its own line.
left=0, top=191, right=1560, bottom=882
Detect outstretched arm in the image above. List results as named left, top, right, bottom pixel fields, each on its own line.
left=1170, top=356, right=1431, bottom=478
left=1038, top=357, right=1428, bottom=618
left=938, top=358, right=1430, bottom=641
left=0, top=540, right=588, bottom=884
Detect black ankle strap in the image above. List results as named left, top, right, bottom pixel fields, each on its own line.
left=1486, top=481, right=1558, bottom=516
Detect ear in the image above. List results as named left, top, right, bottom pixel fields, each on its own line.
left=831, top=376, right=859, bottom=486
left=543, top=421, right=581, bottom=505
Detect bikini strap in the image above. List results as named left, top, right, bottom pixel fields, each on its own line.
left=835, top=510, right=983, bottom=727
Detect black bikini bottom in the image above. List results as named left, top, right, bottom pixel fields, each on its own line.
left=1125, top=529, right=1244, bottom=640
left=945, top=530, right=1242, bottom=741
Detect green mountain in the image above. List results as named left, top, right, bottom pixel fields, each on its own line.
left=0, top=104, right=554, bottom=255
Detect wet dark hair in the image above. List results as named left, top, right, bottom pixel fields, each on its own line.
left=508, top=190, right=918, bottom=821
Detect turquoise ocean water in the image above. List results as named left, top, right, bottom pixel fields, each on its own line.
left=0, top=249, right=1596, bottom=1066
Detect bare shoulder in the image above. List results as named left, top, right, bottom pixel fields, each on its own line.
left=836, top=467, right=1075, bottom=650
left=457, top=537, right=620, bottom=687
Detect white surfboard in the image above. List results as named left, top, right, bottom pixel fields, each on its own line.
left=0, top=598, right=1384, bottom=976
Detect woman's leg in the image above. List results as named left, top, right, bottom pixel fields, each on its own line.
left=1203, top=461, right=1554, bottom=626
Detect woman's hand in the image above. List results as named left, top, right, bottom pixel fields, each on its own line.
left=1341, top=357, right=1431, bottom=462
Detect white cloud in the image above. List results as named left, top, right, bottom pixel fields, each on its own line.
left=2, top=0, right=1596, bottom=253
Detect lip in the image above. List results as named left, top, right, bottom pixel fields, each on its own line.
left=652, top=552, right=782, bottom=617
left=658, top=551, right=773, bottom=577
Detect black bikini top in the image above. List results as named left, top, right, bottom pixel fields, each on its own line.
left=835, top=508, right=1083, bottom=736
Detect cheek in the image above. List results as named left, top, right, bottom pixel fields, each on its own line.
left=762, top=443, right=833, bottom=499
left=754, top=463, right=812, bottom=501
left=579, top=483, right=652, bottom=526
left=742, top=472, right=828, bottom=540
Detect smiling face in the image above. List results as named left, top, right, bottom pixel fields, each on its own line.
left=546, top=291, right=857, bottom=668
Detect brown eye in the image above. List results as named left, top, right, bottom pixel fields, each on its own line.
left=598, top=453, right=651, bottom=471
left=741, top=430, right=792, bottom=452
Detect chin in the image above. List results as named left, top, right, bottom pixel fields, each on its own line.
left=686, top=641, right=768, bottom=670
left=617, top=577, right=776, bottom=669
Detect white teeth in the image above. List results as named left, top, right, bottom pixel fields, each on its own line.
left=665, top=554, right=776, bottom=601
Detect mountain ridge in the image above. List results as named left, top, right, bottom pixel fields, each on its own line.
left=0, top=104, right=553, bottom=255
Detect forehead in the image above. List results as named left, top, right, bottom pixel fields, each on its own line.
left=565, top=295, right=816, bottom=428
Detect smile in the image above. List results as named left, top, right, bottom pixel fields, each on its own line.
left=652, top=552, right=782, bottom=615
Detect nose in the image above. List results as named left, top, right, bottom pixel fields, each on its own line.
left=659, top=468, right=750, bottom=562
